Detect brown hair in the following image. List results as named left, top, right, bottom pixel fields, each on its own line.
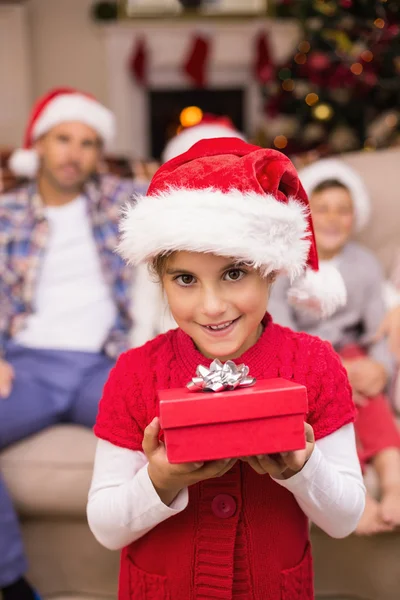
left=149, top=253, right=174, bottom=282
left=312, top=179, right=349, bottom=194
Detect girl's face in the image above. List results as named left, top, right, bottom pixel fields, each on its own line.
left=162, top=251, right=272, bottom=361
left=309, top=186, right=355, bottom=260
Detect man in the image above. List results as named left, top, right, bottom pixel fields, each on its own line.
left=0, top=88, right=153, bottom=600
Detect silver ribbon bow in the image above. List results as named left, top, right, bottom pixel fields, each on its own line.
left=187, top=359, right=256, bottom=393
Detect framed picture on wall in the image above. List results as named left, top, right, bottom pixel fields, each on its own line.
left=120, top=0, right=269, bottom=18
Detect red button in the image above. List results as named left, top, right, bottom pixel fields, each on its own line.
left=211, top=494, right=237, bottom=519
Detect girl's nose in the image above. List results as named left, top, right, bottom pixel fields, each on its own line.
left=200, top=287, right=228, bottom=318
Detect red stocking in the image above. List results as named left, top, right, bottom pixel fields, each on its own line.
left=254, top=30, right=274, bottom=84
left=183, top=34, right=210, bottom=87
left=129, top=36, right=148, bottom=85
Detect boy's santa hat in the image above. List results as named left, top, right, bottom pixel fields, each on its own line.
left=9, top=87, right=116, bottom=179
left=299, top=158, right=370, bottom=232
left=162, top=114, right=245, bottom=163
left=119, top=138, right=346, bottom=318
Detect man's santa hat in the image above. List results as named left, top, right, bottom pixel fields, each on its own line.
left=162, top=114, right=245, bottom=163
left=9, top=87, right=116, bottom=179
left=119, top=138, right=346, bottom=318
left=299, top=158, right=371, bottom=232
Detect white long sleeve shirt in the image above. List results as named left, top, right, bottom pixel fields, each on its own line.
left=87, top=423, right=365, bottom=551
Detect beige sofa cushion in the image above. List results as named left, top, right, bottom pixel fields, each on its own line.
left=0, top=425, right=96, bottom=517
left=343, top=147, right=400, bottom=276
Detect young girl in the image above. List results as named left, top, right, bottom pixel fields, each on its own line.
left=87, top=139, right=365, bottom=600
left=269, top=158, right=400, bottom=536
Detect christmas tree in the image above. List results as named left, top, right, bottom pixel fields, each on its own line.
left=262, top=0, right=400, bottom=159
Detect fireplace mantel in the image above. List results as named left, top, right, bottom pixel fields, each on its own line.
left=101, top=18, right=299, bottom=157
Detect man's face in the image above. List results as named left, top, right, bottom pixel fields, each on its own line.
left=35, top=122, right=102, bottom=193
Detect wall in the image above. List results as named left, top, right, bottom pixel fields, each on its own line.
left=28, top=0, right=108, bottom=104
left=0, top=5, right=31, bottom=147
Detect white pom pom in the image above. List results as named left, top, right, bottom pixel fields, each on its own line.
left=288, top=262, right=347, bottom=319
left=162, top=125, right=245, bottom=163
left=8, top=148, right=39, bottom=178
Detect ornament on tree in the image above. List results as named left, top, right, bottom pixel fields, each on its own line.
left=303, top=122, right=325, bottom=145
left=313, top=0, right=337, bottom=17
left=363, top=71, right=378, bottom=86
left=263, top=115, right=299, bottom=139
left=329, top=125, right=358, bottom=153
left=293, top=81, right=312, bottom=99
left=183, top=33, right=211, bottom=87
left=308, top=52, right=331, bottom=70
left=367, top=110, right=400, bottom=146
left=330, top=88, right=351, bottom=104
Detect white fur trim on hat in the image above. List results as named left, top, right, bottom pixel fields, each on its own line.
left=118, top=187, right=311, bottom=280
left=162, top=124, right=245, bottom=163
left=288, top=262, right=347, bottom=318
left=32, top=93, right=115, bottom=144
left=8, top=148, right=39, bottom=179
left=299, top=158, right=370, bottom=232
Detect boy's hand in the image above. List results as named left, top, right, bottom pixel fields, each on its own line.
left=0, top=359, right=14, bottom=399
left=241, top=423, right=315, bottom=480
left=352, top=392, right=369, bottom=408
left=347, top=358, right=388, bottom=398
left=143, top=418, right=237, bottom=506
left=375, top=306, right=400, bottom=362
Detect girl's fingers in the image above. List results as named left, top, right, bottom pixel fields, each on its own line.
left=173, top=460, right=205, bottom=474
left=214, top=458, right=237, bottom=478
left=282, top=449, right=307, bottom=473
left=142, top=417, right=161, bottom=456
left=247, top=456, right=267, bottom=474
left=304, top=422, right=315, bottom=444
left=201, top=458, right=235, bottom=478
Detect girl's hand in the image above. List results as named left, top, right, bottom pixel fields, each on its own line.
left=143, top=417, right=237, bottom=506
left=241, top=422, right=315, bottom=480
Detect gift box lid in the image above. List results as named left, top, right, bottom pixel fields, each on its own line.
left=159, top=378, right=308, bottom=429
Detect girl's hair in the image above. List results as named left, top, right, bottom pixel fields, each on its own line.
left=149, top=253, right=173, bottom=282
left=312, top=179, right=349, bottom=194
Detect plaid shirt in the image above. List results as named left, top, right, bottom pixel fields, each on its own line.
left=0, top=175, right=147, bottom=358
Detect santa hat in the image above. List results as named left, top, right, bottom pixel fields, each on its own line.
left=119, top=138, right=346, bottom=318
left=162, top=114, right=245, bottom=163
left=9, top=87, right=116, bottom=179
left=299, top=158, right=370, bottom=232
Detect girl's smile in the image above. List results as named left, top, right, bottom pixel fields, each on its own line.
left=198, top=315, right=242, bottom=337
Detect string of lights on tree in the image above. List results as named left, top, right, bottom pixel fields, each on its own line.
left=260, top=0, right=400, bottom=159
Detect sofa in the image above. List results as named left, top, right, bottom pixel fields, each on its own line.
left=1, top=146, right=400, bottom=600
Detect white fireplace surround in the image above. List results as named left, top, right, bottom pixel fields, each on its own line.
left=102, top=18, right=300, bottom=158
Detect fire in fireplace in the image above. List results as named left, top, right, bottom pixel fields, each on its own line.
left=149, top=87, right=244, bottom=159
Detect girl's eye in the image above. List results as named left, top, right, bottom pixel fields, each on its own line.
left=224, top=269, right=245, bottom=282
left=176, top=274, right=195, bottom=286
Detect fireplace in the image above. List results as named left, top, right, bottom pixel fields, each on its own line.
left=102, top=20, right=300, bottom=157
left=149, top=87, right=244, bottom=159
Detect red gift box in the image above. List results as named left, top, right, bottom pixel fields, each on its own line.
left=159, top=378, right=308, bottom=463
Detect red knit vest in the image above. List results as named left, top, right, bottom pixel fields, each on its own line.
left=95, top=314, right=355, bottom=600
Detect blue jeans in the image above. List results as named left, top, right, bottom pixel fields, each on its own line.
left=0, top=342, right=114, bottom=587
